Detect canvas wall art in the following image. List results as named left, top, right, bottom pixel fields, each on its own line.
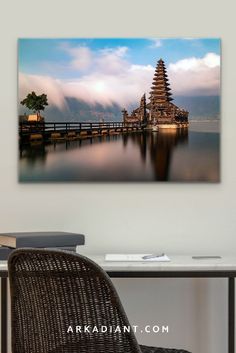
left=18, top=38, right=220, bottom=182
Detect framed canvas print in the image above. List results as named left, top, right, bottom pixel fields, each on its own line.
left=18, top=38, right=220, bottom=182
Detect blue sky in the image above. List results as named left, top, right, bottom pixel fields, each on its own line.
left=19, top=38, right=220, bottom=79
left=18, top=38, right=221, bottom=108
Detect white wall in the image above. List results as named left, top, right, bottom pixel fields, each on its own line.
left=0, top=0, right=236, bottom=352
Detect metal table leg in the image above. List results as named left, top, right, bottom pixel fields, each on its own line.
left=1, top=278, right=7, bottom=353
left=229, top=277, right=235, bottom=353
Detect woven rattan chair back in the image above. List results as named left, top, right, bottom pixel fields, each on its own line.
left=8, top=248, right=142, bottom=353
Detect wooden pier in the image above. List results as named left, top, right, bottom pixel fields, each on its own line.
left=19, top=121, right=142, bottom=143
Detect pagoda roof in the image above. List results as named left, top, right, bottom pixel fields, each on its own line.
left=151, top=84, right=170, bottom=88
left=150, top=90, right=172, bottom=96
left=155, top=71, right=167, bottom=76
left=150, top=94, right=172, bottom=98
left=152, top=76, right=169, bottom=81
left=147, top=58, right=174, bottom=104
left=154, top=65, right=167, bottom=70
left=152, top=85, right=170, bottom=89
left=150, top=93, right=173, bottom=97
left=151, top=82, right=171, bottom=86
left=154, top=74, right=168, bottom=78
left=152, top=82, right=170, bottom=87
left=150, top=90, right=170, bottom=93
left=150, top=93, right=172, bottom=97
left=152, top=85, right=171, bottom=89
left=155, top=69, right=166, bottom=73
left=150, top=98, right=173, bottom=102
left=155, top=65, right=166, bottom=69
left=151, top=87, right=171, bottom=91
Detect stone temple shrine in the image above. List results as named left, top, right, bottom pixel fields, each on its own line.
left=122, top=58, right=189, bottom=130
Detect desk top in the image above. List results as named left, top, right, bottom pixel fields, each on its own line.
left=2, top=254, right=236, bottom=273
left=77, top=254, right=236, bottom=272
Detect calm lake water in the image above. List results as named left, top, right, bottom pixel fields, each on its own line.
left=19, top=121, right=220, bottom=182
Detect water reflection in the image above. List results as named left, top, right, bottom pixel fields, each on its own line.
left=19, top=142, right=47, bottom=167
left=19, top=126, right=219, bottom=182
left=122, top=130, right=188, bottom=181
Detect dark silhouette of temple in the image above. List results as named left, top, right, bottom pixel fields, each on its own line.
left=122, top=58, right=189, bottom=130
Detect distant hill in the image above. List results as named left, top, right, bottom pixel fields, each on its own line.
left=174, top=96, right=220, bottom=120
left=19, top=96, right=220, bottom=122
left=19, top=97, right=122, bottom=122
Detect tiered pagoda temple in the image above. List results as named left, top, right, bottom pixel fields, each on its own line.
left=122, top=58, right=189, bottom=129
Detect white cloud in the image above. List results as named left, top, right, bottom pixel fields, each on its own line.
left=19, top=45, right=154, bottom=108
left=19, top=49, right=220, bottom=111
left=60, top=43, right=129, bottom=74
left=169, top=53, right=220, bottom=71
left=18, top=72, right=68, bottom=110
left=203, top=52, right=220, bottom=68
left=19, top=66, right=154, bottom=108
left=168, top=53, right=220, bottom=95
left=95, top=46, right=129, bottom=75
left=60, top=43, right=93, bottom=71
left=149, top=39, right=162, bottom=48
left=61, top=63, right=154, bottom=107
left=130, top=64, right=154, bottom=72
left=70, top=47, right=93, bottom=71
left=99, top=46, right=128, bottom=57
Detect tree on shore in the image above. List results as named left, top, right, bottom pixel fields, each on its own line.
left=20, top=91, right=48, bottom=117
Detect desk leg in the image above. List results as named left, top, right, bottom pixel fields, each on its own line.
left=1, top=278, right=7, bottom=353
left=229, top=277, right=235, bottom=353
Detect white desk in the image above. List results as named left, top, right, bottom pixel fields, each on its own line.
left=74, top=254, right=236, bottom=272
left=75, top=253, right=236, bottom=353
left=1, top=254, right=236, bottom=353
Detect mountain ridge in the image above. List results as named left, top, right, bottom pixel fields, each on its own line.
left=19, top=96, right=220, bottom=122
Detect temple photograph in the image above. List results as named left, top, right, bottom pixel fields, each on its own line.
left=122, top=58, right=189, bottom=130
left=18, top=38, right=220, bottom=182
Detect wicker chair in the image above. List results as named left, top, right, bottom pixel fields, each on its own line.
left=8, top=249, right=191, bottom=353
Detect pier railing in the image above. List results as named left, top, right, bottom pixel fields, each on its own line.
left=19, top=121, right=142, bottom=142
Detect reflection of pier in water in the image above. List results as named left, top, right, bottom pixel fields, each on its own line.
left=19, top=133, right=123, bottom=163
left=122, top=130, right=188, bottom=181
left=19, top=142, right=47, bottom=167
left=20, top=130, right=188, bottom=181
